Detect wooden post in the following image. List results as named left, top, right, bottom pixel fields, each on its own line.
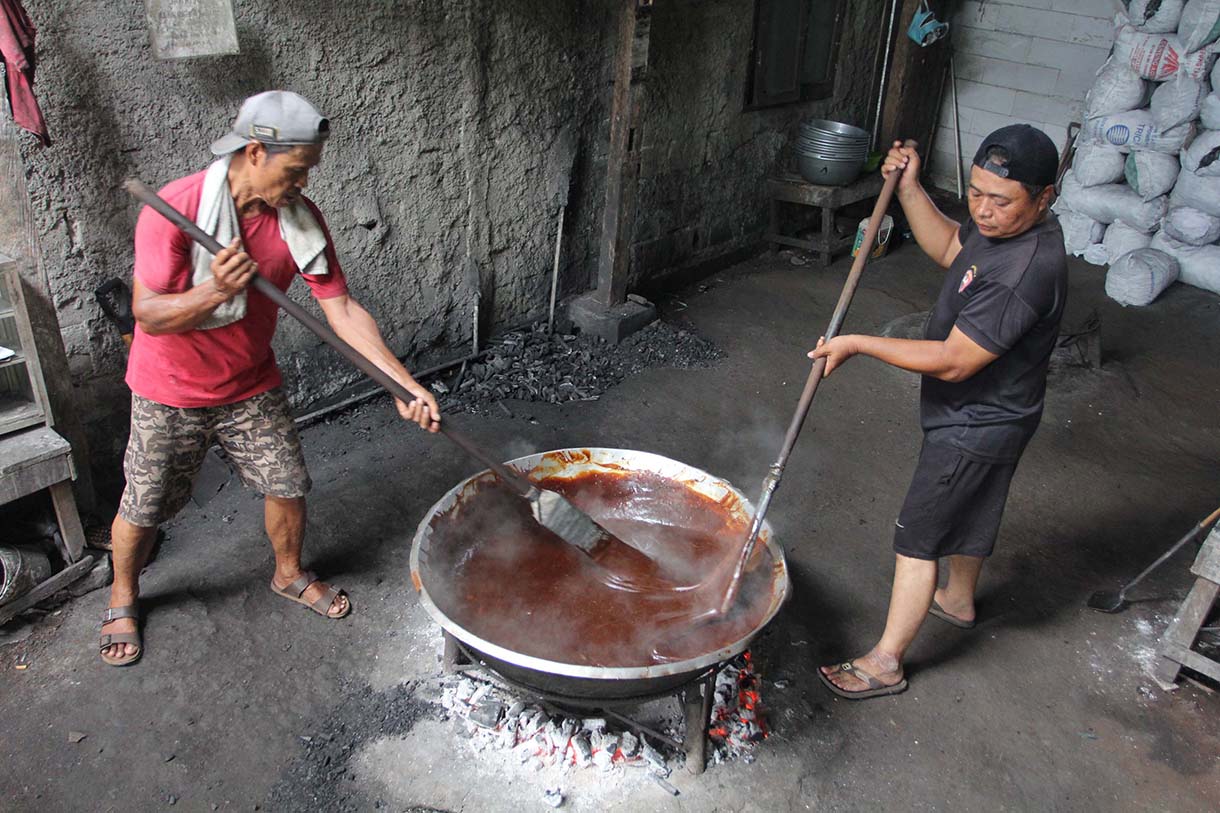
left=595, top=0, right=653, bottom=308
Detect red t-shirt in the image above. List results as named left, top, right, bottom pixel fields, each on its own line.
left=125, top=171, right=348, bottom=408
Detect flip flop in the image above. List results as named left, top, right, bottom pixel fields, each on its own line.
left=817, top=661, right=908, bottom=700
left=270, top=570, right=351, bottom=619
left=929, top=599, right=976, bottom=629
left=99, top=604, right=142, bottom=667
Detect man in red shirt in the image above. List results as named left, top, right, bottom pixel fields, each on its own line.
left=100, top=91, right=441, bottom=666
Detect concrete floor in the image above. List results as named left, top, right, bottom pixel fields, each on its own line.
left=3, top=240, right=1220, bottom=811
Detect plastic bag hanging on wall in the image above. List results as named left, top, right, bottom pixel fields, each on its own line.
left=145, top=0, right=239, bottom=60
left=908, top=1, right=949, bottom=48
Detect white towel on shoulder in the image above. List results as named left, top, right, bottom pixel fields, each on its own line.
left=192, top=154, right=330, bottom=330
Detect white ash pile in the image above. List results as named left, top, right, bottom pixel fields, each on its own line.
left=436, top=675, right=678, bottom=786
left=1057, top=1, right=1220, bottom=305
left=707, top=651, right=770, bottom=765
left=431, top=320, right=723, bottom=415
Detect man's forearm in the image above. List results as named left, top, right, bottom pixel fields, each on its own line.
left=897, top=181, right=960, bottom=267
left=327, top=299, right=423, bottom=395
left=852, top=335, right=965, bottom=382
left=133, top=280, right=232, bottom=335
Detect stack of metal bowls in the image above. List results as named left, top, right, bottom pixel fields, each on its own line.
left=795, top=119, right=870, bottom=186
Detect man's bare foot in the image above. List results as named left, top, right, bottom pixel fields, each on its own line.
left=932, top=587, right=975, bottom=625
left=272, top=570, right=350, bottom=618
left=818, top=650, right=903, bottom=693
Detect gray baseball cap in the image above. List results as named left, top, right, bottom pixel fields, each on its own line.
left=210, top=90, right=330, bottom=156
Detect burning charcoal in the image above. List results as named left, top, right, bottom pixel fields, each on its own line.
left=469, top=701, right=503, bottom=729
left=592, top=751, right=613, bottom=771
left=468, top=683, right=491, bottom=706
left=619, top=731, right=639, bottom=758
left=601, top=734, right=619, bottom=757
left=543, top=788, right=564, bottom=808
left=572, top=734, right=592, bottom=767
left=507, top=701, right=525, bottom=718
left=456, top=679, right=476, bottom=703
left=650, top=774, right=680, bottom=796
left=559, top=719, right=577, bottom=739
left=581, top=718, right=606, bottom=732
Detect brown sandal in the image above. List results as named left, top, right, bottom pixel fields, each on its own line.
left=818, top=661, right=908, bottom=700
left=99, top=605, right=142, bottom=667
left=270, top=571, right=351, bottom=618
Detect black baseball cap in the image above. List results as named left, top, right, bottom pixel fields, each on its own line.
left=972, top=124, right=1059, bottom=188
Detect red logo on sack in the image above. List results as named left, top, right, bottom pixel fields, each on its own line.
left=959, top=265, right=977, bottom=293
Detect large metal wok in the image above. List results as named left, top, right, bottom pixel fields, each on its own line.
left=410, top=448, right=790, bottom=700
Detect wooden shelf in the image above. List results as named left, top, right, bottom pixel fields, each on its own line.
left=0, top=351, right=26, bottom=371
left=0, top=396, right=43, bottom=435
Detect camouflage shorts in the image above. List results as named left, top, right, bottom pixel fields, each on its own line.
left=118, top=388, right=311, bottom=527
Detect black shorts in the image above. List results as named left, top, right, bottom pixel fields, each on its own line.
left=892, top=439, right=1017, bottom=560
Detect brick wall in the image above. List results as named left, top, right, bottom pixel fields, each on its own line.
left=927, top=0, right=1119, bottom=193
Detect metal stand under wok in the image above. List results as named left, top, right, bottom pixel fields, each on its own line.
left=443, top=630, right=720, bottom=775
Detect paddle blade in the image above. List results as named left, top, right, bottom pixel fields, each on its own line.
left=1087, top=590, right=1126, bottom=613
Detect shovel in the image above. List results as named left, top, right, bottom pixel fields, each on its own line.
left=124, top=179, right=672, bottom=588
left=1087, top=505, right=1220, bottom=613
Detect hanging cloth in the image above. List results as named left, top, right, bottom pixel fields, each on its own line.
left=0, top=0, right=49, bottom=146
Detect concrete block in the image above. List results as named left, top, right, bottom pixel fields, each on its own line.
left=955, top=79, right=1018, bottom=116
left=967, top=109, right=1020, bottom=140
left=1069, top=15, right=1117, bottom=49
left=994, top=6, right=1079, bottom=44
left=955, top=28, right=1032, bottom=64
left=1001, top=0, right=1054, bottom=10
left=567, top=292, right=657, bottom=345
left=1027, top=39, right=1108, bottom=76
left=1066, top=0, right=1121, bottom=18
left=1011, top=91, right=1081, bottom=126
left=1055, top=64, right=1104, bottom=101
left=956, top=54, right=1059, bottom=96
left=954, top=2, right=997, bottom=32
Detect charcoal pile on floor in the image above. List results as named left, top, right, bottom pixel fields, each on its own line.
left=432, top=321, right=724, bottom=415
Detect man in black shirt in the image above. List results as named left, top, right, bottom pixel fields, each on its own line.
left=811, top=125, right=1068, bottom=699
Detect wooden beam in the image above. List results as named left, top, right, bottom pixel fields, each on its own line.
left=595, top=0, right=653, bottom=308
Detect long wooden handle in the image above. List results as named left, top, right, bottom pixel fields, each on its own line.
left=772, top=140, right=915, bottom=476
left=123, top=179, right=536, bottom=496
left=719, top=141, right=916, bottom=615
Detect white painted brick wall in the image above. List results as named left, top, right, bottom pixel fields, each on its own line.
left=926, top=0, right=1121, bottom=194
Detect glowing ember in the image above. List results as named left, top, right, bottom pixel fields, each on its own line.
left=708, top=651, right=769, bottom=761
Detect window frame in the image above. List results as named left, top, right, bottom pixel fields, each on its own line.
left=744, top=0, right=848, bottom=112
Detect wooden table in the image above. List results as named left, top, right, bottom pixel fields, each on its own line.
left=0, top=425, right=86, bottom=563
left=765, top=172, right=885, bottom=267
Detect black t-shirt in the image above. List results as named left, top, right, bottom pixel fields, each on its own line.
left=920, top=215, right=1068, bottom=463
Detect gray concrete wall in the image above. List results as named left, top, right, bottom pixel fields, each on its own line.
left=631, top=0, right=885, bottom=284
left=14, top=0, right=882, bottom=492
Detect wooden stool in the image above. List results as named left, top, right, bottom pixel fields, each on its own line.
left=1152, top=526, right=1220, bottom=690
left=765, top=172, right=885, bottom=267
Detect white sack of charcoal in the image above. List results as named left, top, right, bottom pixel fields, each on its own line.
left=1105, top=247, right=1180, bottom=305
left=1151, top=75, right=1208, bottom=128
left=1072, top=142, right=1128, bottom=186
left=1083, top=109, right=1196, bottom=153
left=1102, top=220, right=1155, bottom=261
left=1085, top=58, right=1152, bottom=117
left=1114, top=25, right=1218, bottom=82
left=1129, top=0, right=1187, bottom=34
left=1051, top=199, right=1107, bottom=257
left=1126, top=150, right=1182, bottom=199
left=1059, top=171, right=1169, bottom=233
left=1178, top=0, right=1220, bottom=52
left=1152, top=229, right=1220, bottom=292
left=1162, top=204, right=1220, bottom=242
left=1170, top=161, right=1220, bottom=213
left=1180, top=127, right=1220, bottom=173
left=1200, top=91, right=1220, bottom=127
